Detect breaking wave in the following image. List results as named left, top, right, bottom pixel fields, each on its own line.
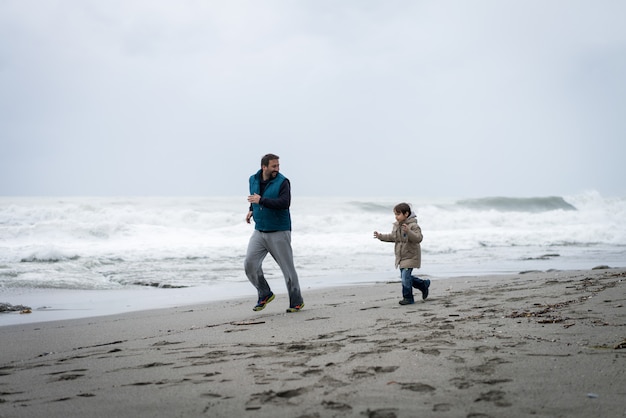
left=0, top=191, right=624, bottom=291
left=456, top=196, right=576, bottom=212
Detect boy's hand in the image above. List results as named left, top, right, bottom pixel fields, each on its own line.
left=401, top=224, right=409, bottom=232
left=373, top=231, right=380, bottom=239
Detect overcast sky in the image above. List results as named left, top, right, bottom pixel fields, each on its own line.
left=1, top=1, right=625, bottom=198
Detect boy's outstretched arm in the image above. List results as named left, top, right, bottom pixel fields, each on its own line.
left=374, top=231, right=394, bottom=242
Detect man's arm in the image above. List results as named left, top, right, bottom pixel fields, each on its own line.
left=259, top=179, right=291, bottom=210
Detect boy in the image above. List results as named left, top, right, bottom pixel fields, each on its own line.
left=374, top=202, right=430, bottom=305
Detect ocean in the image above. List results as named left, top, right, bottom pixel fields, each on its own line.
left=1, top=191, right=625, bottom=325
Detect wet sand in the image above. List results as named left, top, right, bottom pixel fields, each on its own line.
left=1, top=268, right=625, bottom=417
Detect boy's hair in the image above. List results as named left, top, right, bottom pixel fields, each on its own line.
left=261, top=153, right=280, bottom=167
left=394, top=202, right=412, bottom=215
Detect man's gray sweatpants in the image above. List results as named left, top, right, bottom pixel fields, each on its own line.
left=244, top=230, right=303, bottom=307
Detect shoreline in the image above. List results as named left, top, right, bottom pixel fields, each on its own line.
left=2, top=265, right=621, bottom=328
left=0, top=270, right=407, bottom=327
left=1, top=268, right=625, bottom=417
left=0, top=270, right=507, bottom=328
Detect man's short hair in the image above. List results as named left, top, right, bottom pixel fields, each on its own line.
left=261, top=153, right=280, bottom=167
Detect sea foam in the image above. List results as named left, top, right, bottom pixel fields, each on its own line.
left=1, top=192, right=625, bottom=292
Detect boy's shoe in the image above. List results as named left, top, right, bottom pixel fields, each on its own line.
left=421, top=279, right=431, bottom=300
left=398, top=298, right=414, bottom=305
left=253, top=292, right=275, bottom=311
left=413, top=278, right=431, bottom=300
left=286, top=302, right=305, bottom=313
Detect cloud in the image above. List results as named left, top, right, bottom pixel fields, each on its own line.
left=1, top=0, right=625, bottom=197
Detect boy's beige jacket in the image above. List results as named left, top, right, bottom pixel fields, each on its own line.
left=376, top=213, right=423, bottom=269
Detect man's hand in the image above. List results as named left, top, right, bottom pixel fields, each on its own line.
left=247, top=194, right=261, bottom=204
left=246, top=211, right=253, bottom=224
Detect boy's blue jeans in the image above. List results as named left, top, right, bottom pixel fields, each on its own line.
left=400, top=268, right=422, bottom=302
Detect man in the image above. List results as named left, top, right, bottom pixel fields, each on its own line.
left=245, top=153, right=304, bottom=313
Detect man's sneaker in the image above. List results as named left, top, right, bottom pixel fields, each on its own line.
left=398, top=298, right=414, bottom=305
left=421, top=279, right=431, bottom=300
left=286, top=302, right=305, bottom=313
left=253, top=293, right=275, bottom=311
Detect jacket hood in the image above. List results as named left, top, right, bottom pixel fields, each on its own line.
left=396, top=212, right=417, bottom=225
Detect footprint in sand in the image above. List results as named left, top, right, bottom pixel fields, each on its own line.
left=433, top=403, right=452, bottom=411
left=247, top=387, right=309, bottom=407
left=362, top=408, right=398, bottom=418
left=321, top=400, right=352, bottom=411
left=475, top=389, right=512, bottom=407
left=398, top=382, right=436, bottom=392
left=350, top=366, right=398, bottom=379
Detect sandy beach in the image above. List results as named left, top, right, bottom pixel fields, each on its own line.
left=1, top=268, right=625, bottom=418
